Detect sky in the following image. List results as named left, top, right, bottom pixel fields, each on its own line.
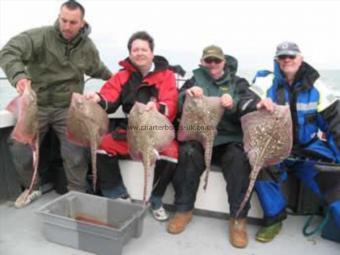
left=0, top=0, right=339, bottom=74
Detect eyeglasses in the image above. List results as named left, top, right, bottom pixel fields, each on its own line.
left=278, top=55, right=296, bottom=60
left=204, top=58, right=223, bottom=64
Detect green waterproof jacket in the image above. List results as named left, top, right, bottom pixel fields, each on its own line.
left=0, top=22, right=112, bottom=107
left=178, top=55, right=260, bottom=146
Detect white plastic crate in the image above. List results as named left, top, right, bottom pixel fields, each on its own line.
left=36, top=191, right=147, bottom=255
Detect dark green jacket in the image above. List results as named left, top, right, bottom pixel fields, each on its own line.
left=178, top=55, right=260, bottom=146
left=0, top=22, right=112, bottom=107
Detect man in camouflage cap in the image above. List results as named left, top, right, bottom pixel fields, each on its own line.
left=167, top=45, right=263, bottom=248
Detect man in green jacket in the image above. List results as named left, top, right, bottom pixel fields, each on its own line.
left=0, top=0, right=112, bottom=207
left=167, top=45, right=265, bottom=248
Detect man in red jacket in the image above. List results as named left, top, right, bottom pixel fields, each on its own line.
left=86, top=31, right=178, bottom=221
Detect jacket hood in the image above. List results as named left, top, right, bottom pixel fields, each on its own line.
left=274, top=60, right=320, bottom=90
left=224, top=55, right=238, bottom=75
left=54, top=20, right=91, bottom=44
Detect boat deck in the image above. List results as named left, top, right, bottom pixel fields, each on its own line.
left=0, top=191, right=338, bottom=255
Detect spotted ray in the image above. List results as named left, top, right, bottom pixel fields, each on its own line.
left=127, top=102, right=175, bottom=202
left=236, top=104, right=293, bottom=218
left=178, top=95, right=224, bottom=190
left=6, top=81, right=40, bottom=208
left=66, top=93, right=109, bottom=191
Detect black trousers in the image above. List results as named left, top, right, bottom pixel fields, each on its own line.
left=172, top=141, right=252, bottom=218
left=96, top=154, right=176, bottom=198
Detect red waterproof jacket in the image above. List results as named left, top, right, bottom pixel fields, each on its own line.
left=97, top=56, right=178, bottom=160
left=98, top=55, right=178, bottom=122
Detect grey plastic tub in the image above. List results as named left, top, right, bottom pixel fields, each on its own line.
left=36, top=191, right=147, bottom=255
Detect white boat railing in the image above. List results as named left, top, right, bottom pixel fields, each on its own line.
left=0, top=109, right=15, bottom=128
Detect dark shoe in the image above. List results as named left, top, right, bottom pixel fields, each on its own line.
left=116, top=193, right=132, bottom=203
left=167, top=211, right=193, bottom=234
left=229, top=218, right=248, bottom=248
left=256, top=222, right=282, bottom=243
left=101, top=184, right=129, bottom=200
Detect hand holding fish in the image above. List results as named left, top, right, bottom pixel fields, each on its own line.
left=67, top=93, right=109, bottom=191
left=145, top=101, right=157, bottom=111
left=16, top=78, right=31, bottom=95
left=235, top=104, right=293, bottom=217
left=6, top=81, right=39, bottom=208
left=220, top=93, right=233, bottom=109
left=256, top=97, right=274, bottom=113
left=178, top=95, right=225, bottom=190
left=127, top=102, right=175, bottom=202
left=84, top=92, right=101, bottom=103
left=186, top=86, right=204, bottom=97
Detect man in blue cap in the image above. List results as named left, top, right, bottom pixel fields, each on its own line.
left=252, top=41, right=340, bottom=242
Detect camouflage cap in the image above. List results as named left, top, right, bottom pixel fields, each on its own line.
left=275, top=41, right=301, bottom=57
left=202, top=45, right=225, bottom=60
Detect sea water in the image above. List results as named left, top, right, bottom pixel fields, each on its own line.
left=0, top=70, right=339, bottom=110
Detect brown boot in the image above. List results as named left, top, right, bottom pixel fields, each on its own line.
left=167, top=211, right=193, bottom=234
left=229, top=218, right=248, bottom=248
